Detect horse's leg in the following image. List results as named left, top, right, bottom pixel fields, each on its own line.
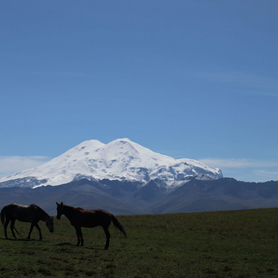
left=35, top=223, right=42, bottom=240
left=10, top=219, right=17, bottom=239
left=4, top=218, right=10, bottom=239
left=103, top=226, right=110, bottom=250
left=74, top=226, right=81, bottom=246
left=27, top=223, right=35, bottom=240
left=79, top=227, right=84, bottom=246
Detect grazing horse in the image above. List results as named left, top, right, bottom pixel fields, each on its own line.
left=1, top=203, right=54, bottom=240
left=56, top=202, right=127, bottom=250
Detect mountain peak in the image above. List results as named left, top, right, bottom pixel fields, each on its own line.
left=77, top=139, right=105, bottom=148
left=110, top=137, right=134, bottom=144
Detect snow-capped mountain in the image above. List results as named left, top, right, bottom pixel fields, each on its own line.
left=0, top=138, right=222, bottom=189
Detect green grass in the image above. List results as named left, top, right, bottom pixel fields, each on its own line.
left=0, top=208, right=277, bottom=277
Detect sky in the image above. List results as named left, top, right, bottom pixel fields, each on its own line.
left=0, top=0, right=277, bottom=181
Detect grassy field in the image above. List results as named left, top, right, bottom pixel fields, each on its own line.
left=0, top=208, right=277, bottom=277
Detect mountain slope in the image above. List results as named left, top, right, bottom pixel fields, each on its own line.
left=0, top=178, right=275, bottom=214
left=0, top=138, right=222, bottom=189
left=151, top=178, right=277, bottom=213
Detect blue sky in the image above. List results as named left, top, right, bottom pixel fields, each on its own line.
left=0, top=0, right=277, bottom=181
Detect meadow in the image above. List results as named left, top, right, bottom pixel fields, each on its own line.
left=0, top=208, right=277, bottom=277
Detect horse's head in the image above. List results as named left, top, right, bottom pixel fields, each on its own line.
left=56, top=202, right=64, bottom=220
left=46, top=216, right=54, bottom=233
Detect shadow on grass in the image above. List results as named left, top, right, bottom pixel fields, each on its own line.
left=54, top=241, right=108, bottom=250
left=0, top=237, right=49, bottom=243
left=54, top=242, right=76, bottom=246
left=85, top=246, right=106, bottom=250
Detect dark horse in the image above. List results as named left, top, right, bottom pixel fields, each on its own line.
left=1, top=203, right=54, bottom=240
left=56, top=202, right=127, bottom=249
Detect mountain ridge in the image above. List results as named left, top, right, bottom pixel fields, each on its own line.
left=0, top=177, right=275, bottom=214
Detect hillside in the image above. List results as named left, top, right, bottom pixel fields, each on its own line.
left=0, top=178, right=276, bottom=214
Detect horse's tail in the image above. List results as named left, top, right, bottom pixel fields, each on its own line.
left=111, top=215, right=127, bottom=237
left=1, top=206, right=7, bottom=225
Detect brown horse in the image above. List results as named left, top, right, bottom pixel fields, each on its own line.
left=56, top=202, right=127, bottom=249
left=1, top=203, right=54, bottom=240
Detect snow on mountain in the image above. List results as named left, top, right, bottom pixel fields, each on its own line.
left=0, top=138, right=223, bottom=188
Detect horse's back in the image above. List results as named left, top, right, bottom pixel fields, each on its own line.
left=1, top=203, right=22, bottom=214
left=75, top=207, right=112, bottom=217
left=2, top=203, right=38, bottom=222
left=92, top=209, right=112, bottom=216
left=1, top=204, right=19, bottom=219
left=73, top=208, right=112, bottom=227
